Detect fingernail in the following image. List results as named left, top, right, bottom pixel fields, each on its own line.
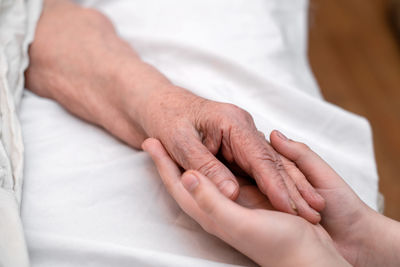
left=314, top=209, right=321, bottom=217
left=276, top=130, right=288, bottom=141
left=141, top=142, right=147, bottom=151
left=218, top=180, right=237, bottom=198
left=290, top=199, right=298, bottom=214
left=182, top=173, right=199, bottom=192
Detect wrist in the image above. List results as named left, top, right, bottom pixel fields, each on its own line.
left=116, top=62, right=175, bottom=133
left=118, top=68, right=201, bottom=140
left=90, top=61, right=167, bottom=148
left=290, top=234, right=351, bottom=267
left=355, top=209, right=400, bottom=267
left=99, top=59, right=200, bottom=148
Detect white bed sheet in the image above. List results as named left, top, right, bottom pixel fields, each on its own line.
left=20, top=1, right=379, bottom=266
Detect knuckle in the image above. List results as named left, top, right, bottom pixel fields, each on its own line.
left=282, top=160, right=298, bottom=171
left=257, top=171, right=286, bottom=196
left=221, top=103, right=254, bottom=124
left=254, top=151, right=284, bottom=170
left=247, top=148, right=282, bottom=176
left=294, top=142, right=312, bottom=160
left=253, top=150, right=279, bottom=165
left=257, top=130, right=266, bottom=139
left=273, top=176, right=289, bottom=195
left=81, top=8, right=111, bottom=26
left=296, top=142, right=311, bottom=152
left=272, top=172, right=287, bottom=189
left=197, top=159, right=225, bottom=179
left=274, top=159, right=286, bottom=172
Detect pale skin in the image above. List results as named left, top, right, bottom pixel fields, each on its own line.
left=25, top=1, right=400, bottom=265
left=26, top=0, right=325, bottom=223
left=143, top=130, right=400, bottom=267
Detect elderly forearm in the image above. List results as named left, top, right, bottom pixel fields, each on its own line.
left=26, top=0, right=326, bottom=218
left=26, top=0, right=183, bottom=148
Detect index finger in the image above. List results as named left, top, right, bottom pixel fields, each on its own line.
left=228, top=127, right=298, bottom=215
left=163, top=127, right=240, bottom=200
left=142, top=138, right=246, bottom=240
left=269, top=130, right=350, bottom=189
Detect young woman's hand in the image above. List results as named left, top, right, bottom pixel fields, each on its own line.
left=142, top=138, right=350, bottom=267
left=270, top=130, right=400, bottom=267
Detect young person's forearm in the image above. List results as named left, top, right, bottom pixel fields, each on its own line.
left=352, top=209, right=400, bottom=267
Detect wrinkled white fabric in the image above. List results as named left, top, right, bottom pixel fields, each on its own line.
left=0, top=0, right=42, bottom=266
left=20, top=0, right=379, bottom=266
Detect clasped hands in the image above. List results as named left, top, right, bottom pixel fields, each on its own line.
left=142, top=128, right=352, bottom=267
left=142, top=100, right=398, bottom=267
left=27, top=3, right=398, bottom=266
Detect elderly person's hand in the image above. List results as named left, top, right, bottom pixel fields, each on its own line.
left=138, top=87, right=325, bottom=222
left=26, top=0, right=324, bottom=223
left=142, top=137, right=350, bottom=267
left=269, top=130, right=400, bottom=267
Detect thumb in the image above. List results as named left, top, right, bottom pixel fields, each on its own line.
left=181, top=170, right=246, bottom=233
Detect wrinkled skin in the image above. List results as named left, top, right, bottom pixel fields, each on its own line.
left=26, top=1, right=400, bottom=266
left=140, top=89, right=326, bottom=222
left=26, top=0, right=324, bottom=223
left=142, top=137, right=350, bottom=267
left=144, top=131, right=400, bottom=267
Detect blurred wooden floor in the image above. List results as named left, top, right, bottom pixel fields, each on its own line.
left=308, top=0, right=400, bottom=219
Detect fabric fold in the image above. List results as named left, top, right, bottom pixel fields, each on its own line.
left=0, top=0, right=43, bottom=266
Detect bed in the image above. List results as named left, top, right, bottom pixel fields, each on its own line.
left=19, top=0, right=379, bottom=266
